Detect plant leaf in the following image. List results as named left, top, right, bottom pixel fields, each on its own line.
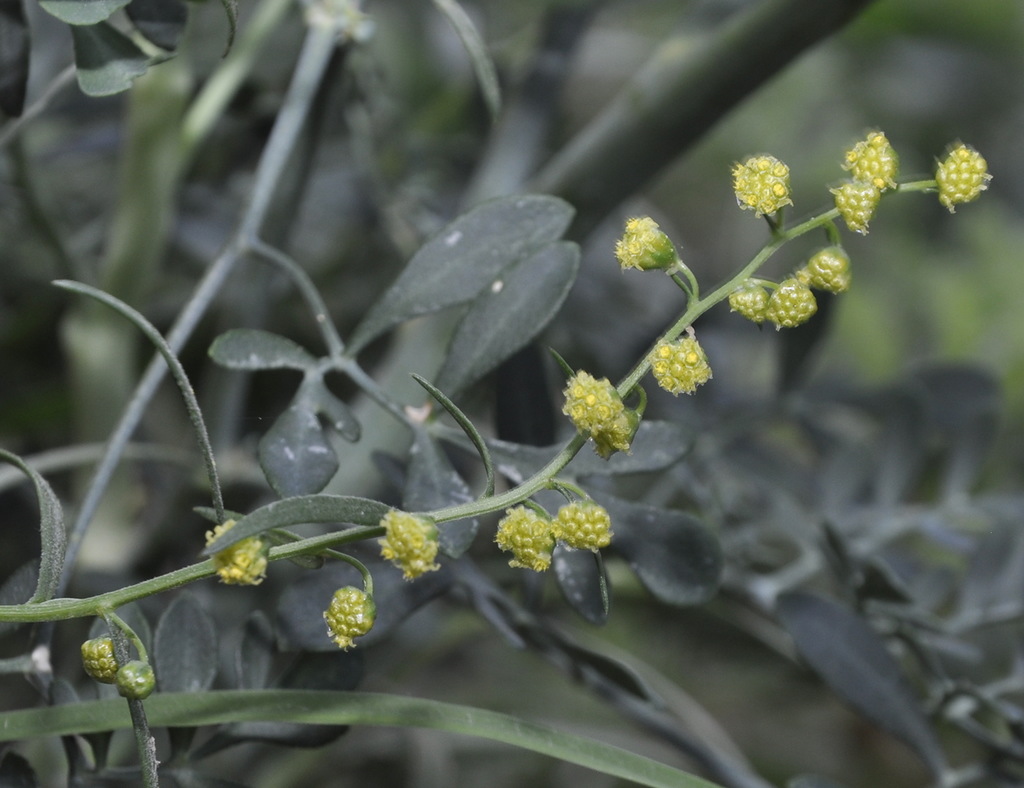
left=598, top=494, right=722, bottom=606
left=39, top=0, right=129, bottom=24
left=235, top=611, right=275, bottom=690
left=126, top=0, right=187, bottom=50
left=552, top=544, right=608, bottom=625
left=259, top=400, right=338, bottom=497
left=431, top=0, right=500, bottom=121
left=776, top=591, right=946, bottom=775
left=310, top=383, right=360, bottom=442
left=154, top=593, right=218, bottom=693
left=203, top=495, right=390, bottom=554
left=568, top=420, right=693, bottom=476
left=434, top=241, right=579, bottom=397
left=209, top=329, right=317, bottom=371
left=0, top=450, right=65, bottom=603
left=348, top=195, right=574, bottom=353
left=70, top=22, right=149, bottom=96
left=0, top=690, right=729, bottom=788
left=0, top=751, right=37, bottom=787
left=0, top=0, right=29, bottom=116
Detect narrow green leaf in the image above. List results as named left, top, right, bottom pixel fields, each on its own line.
left=203, top=495, right=390, bottom=554
left=219, top=0, right=237, bottom=54
left=0, top=690, right=728, bottom=788
left=209, top=328, right=317, bottom=371
left=40, top=0, right=129, bottom=24
left=70, top=22, right=149, bottom=96
left=0, top=450, right=65, bottom=603
left=154, top=593, right=218, bottom=693
left=434, top=241, right=580, bottom=397
left=348, top=195, right=574, bottom=353
left=431, top=0, right=501, bottom=121
left=0, top=0, right=29, bottom=116
left=126, top=0, right=187, bottom=51
left=413, top=374, right=494, bottom=497
left=548, top=347, right=576, bottom=379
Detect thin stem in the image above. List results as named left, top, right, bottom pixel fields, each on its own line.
left=107, top=622, right=159, bottom=787
left=105, top=610, right=150, bottom=663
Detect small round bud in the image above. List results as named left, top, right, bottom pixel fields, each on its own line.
left=495, top=506, right=555, bottom=572
left=765, top=278, right=817, bottom=329
left=649, top=336, right=712, bottom=396
left=802, top=246, right=851, bottom=293
left=324, top=587, right=376, bottom=649
left=81, top=637, right=118, bottom=684
left=615, top=217, right=679, bottom=272
left=116, top=660, right=156, bottom=700
left=554, top=501, right=613, bottom=551
left=728, top=281, right=770, bottom=323
left=843, top=131, right=899, bottom=191
left=830, top=180, right=880, bottom=234
left=205, top=520, right=268, bottom=586
left=936, top=143, right=991, bottom=212
left=562, top=371, right=637, bottom=458
left=379, top=510, right=440, bottom=580
left=732, top=155, right=793, bottom=217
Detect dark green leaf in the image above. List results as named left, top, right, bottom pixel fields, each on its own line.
left=258, top=401, right=339, bottom=497
left=0, top=0, right=29, bottom=116
left=0, top=561, right=37, bottom=636
left=552, top=544, right=608, bottom=625
left=310, top=383, right=361, bottom=442
left=435, top=241, right=580, bottom=396
left=0, top=449, right=65, bottom=603
left=70, top=22, right=149, bottom=97
left=126, top=0, right=186, bottom=51
left=209, top=329, right=316, bottom=371
left=599, top=494, right=722, bottom=606
left=0, top=751, right=37, bottom=787
left=154, top=593, right=218, bottom=693
left=204, top=495, right=390, bottom=554
left=403, top=428, right=478, bottom=558
left=776, top=591, right=946, bottom=775
left=40, top=0, right=129, bottom=24
left=568, top=420, right=693, bottom=476
left=348, top=195, right=574, bottom=353
left=235, top=612, right=275, bottom=690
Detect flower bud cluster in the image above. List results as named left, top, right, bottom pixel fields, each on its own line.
left=495, top=500, right=612, bottom=571
left=649, top=336, right=712, bottom=395
left=324, top=586, right=376, bottom=649
left=831, top=131, right=898, bottom=234
left=615, top=217, right=679, bottom=272
left=81, top=637, right=119, bottom=684
left=379, top=510, right=440, bottom=580
left=732, top=155, right=793, bottom=217
left=562, top=371, right=637, bottom=458
left=116, top=660, right=156, bottom=700
left=206, top=519, right=268, bottom=586
left=936, top=143, right=991, bottom=212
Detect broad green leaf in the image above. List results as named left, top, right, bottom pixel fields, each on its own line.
left=126, top=0, right=187, bottom=51
left=0, top=690, right=728, bottom=788
left=434, top=241, right=580, bottom=397
left=258, top=401, right=339, bottom=497
left=0, top=450, right=64, bottom=603
left=598, top=494, right=722, bottom=606
left=154, top=593, right=218, bottom=693
left=403, top=428, right=477, bottom=558
left=552, top=544, right=608, bottom=625
left=431, top=0, right=500, bottom=120
left=40, top=0, right=129, bottom=24
left=209, top=328, right=317, bottom=370
left=348, top=195, right=574, bottom=353
left=776, top=591, right=946, bottom=775
left=0, top=0, right=29, bottom=116
left=203, top=495, right=390, bottom=554
left=70, top=22, right=149, bottom=96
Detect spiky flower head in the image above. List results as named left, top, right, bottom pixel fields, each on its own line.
left=615, top=217, right=679, bottom=272
left=562, top=371, right=637, bottom=458
left=843, top=131, right=899, bottom=191
left=765, top=278, right=817, bottom=329
left=206, top=519, right=268, bottom=586
left=732, top=155, right=793, bottom=216
left=324, top=587, right=376, bottom=649
left=379, top=510, right=440, bottom=580
left=729, top=281, right=770, bottom=324
left=802, top=246, right=851, bottom=293
left=649, top=336, right=712, bottom=396
left=831, top=180, right=880, bottom=234
left=936, top=143, right=991, bottom=212
left=554, top=500, right=613, bottom=551
left=495, top=506, right=555, bottom=572
left=81, top=637, right=118, bottom=684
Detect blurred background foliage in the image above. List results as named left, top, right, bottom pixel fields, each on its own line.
left=2, top=0, right=1024, bottom=786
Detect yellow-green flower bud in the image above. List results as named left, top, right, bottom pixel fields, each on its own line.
left=649, top=336, right=712, bottom=396
left=614, top=217, right=679, bottom=271
left=205, top=519, right=268, bottom=586
left=830, top=180, right=880, bottom=234
left=562, top=371, right=637, bottom=458
left=81, top=637, right=118, bottom=684
left=379, top=510, right=440, bottom=580
left=732, top=155, right=793, bottom=217
left=728, top=281, right=770, bottom=323
left=936, top=143, right=991, bottom=212
left=802, top=246, right=851, bottom=293
left=324, top=587, right=376, bottom=649
left=495, top=506, right=555, bottom=572
left=765, top=278, right=817, bottom=329
left=116, top=660, right=156, bottom=700
left=554, top=501, right=612, bottom=551
left=843, top=131, right=899, bottom=191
